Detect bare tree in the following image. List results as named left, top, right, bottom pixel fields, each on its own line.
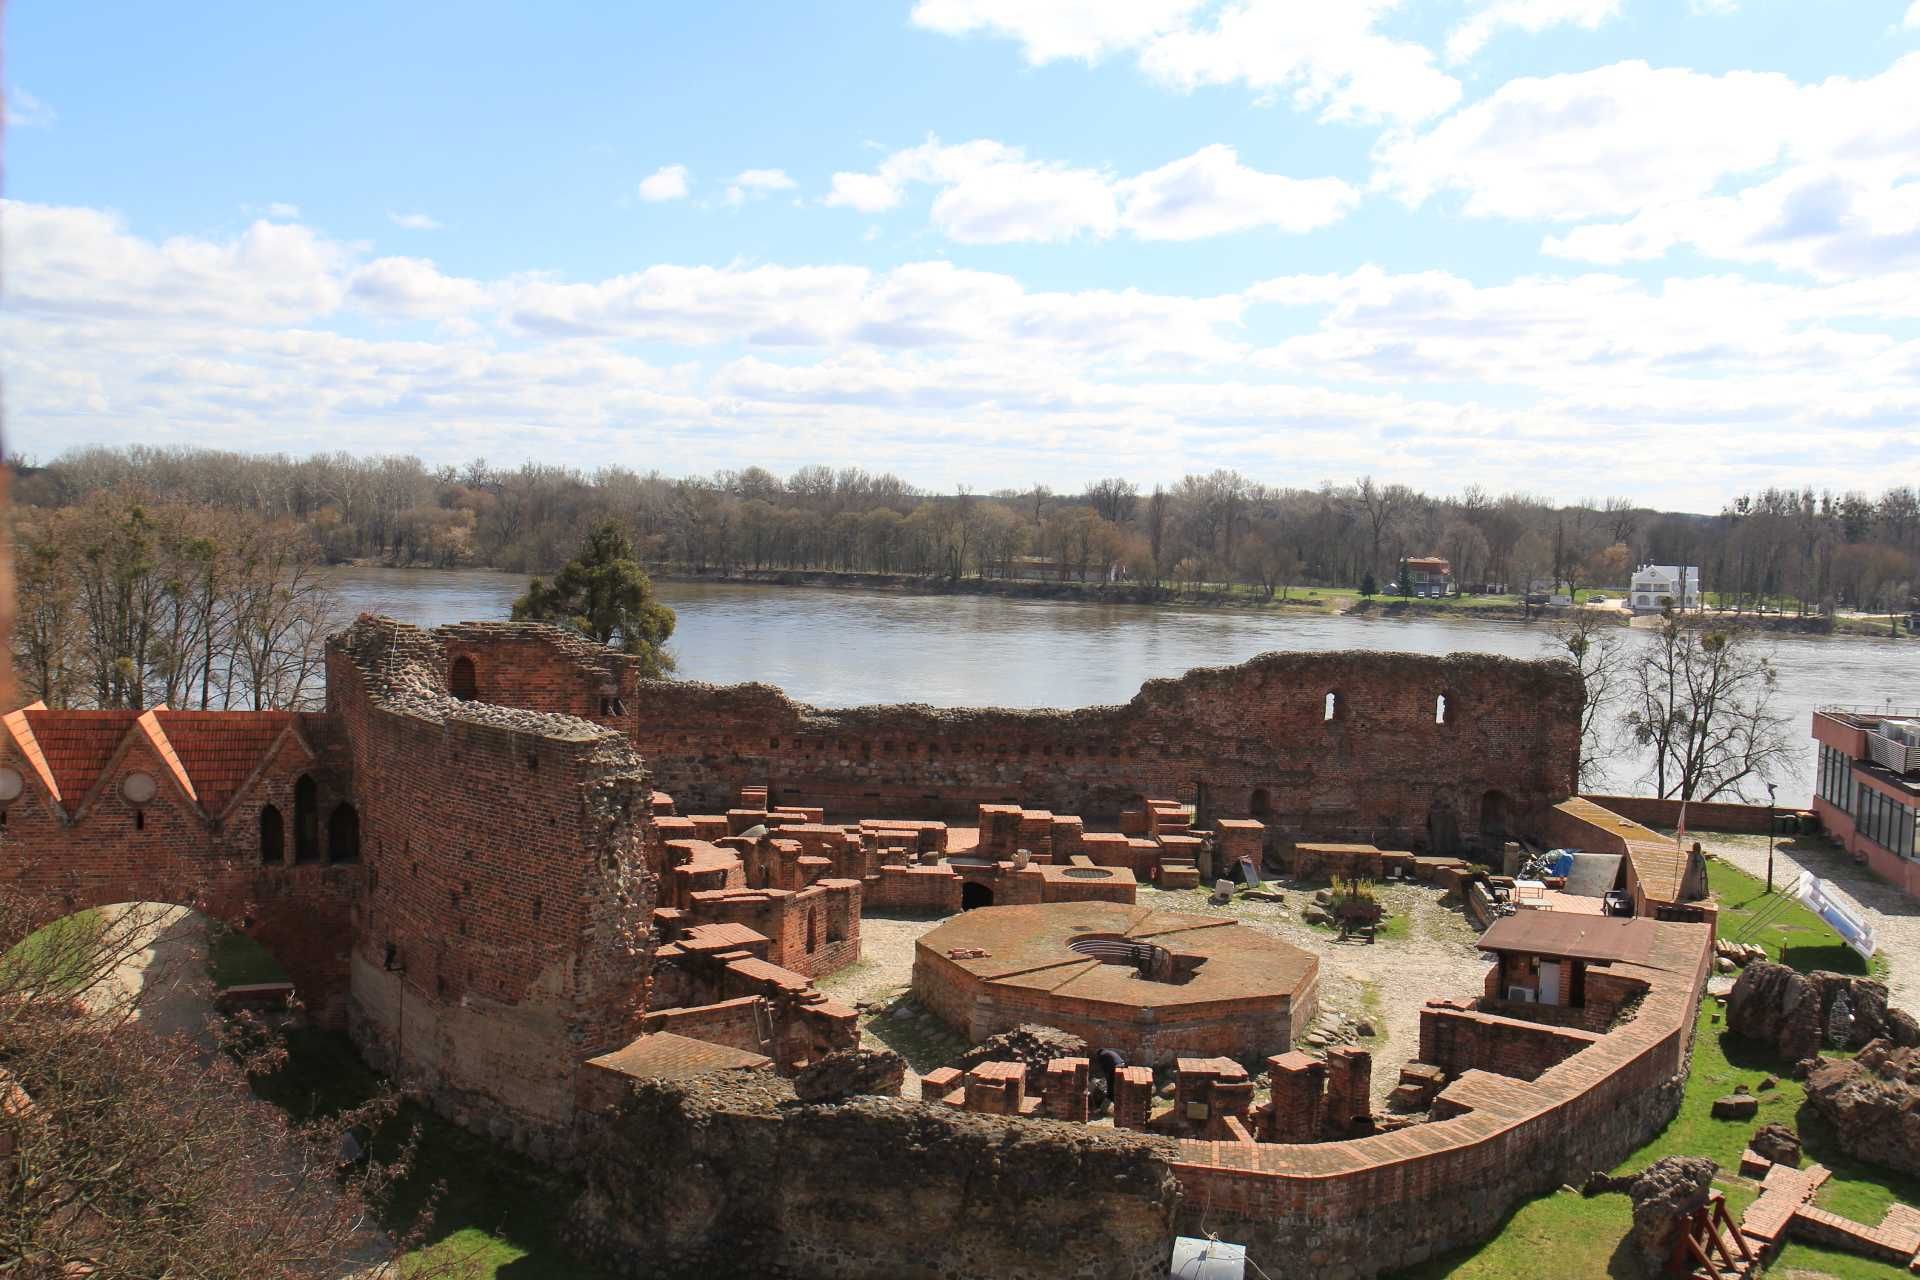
left=1623, top=614, right=1792, bottom=801
left=0, top=884, right=462, bottom=1278
left=1548, top=611, right=1628, bottom=788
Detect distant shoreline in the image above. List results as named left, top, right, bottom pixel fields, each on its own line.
left=335, top=559, right=1906, bottom=638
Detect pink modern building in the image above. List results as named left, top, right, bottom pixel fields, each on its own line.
left=1811, top=707, right=1920, bottom=900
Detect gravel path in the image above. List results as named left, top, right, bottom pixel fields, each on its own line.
left=817, top=885, right=1492, bottom=1107
left=1136, top=882, right=1490, bottom=1105
left=1686, top=832, right=1920, bottom=1011
left=812, top=912, right=959, bottom=1098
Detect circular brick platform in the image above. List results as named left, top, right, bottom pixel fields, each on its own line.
left=912, top=902, right=1319, bottom=1066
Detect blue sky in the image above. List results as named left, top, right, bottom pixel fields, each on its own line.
left=7, top=1, right=1920, bottom=509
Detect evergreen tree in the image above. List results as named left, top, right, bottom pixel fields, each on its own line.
left=1359, top=571, right=1377, bottom=597
left=512, top=520, right=676, bottom=676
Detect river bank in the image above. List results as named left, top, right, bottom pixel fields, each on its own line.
left=643, top=565, right=1902, bottom=636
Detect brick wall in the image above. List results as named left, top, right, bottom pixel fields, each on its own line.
left=328, top=618, right=657, bottom=1154
left=1169, top=919, right=1713, bottom=1278
left=0, top=713, right=359, bottom=1024
left=913, top=946, right=1310, bottom=1066
left=1582, top=794, right=1785, bottom=834
left=621, top=651, right=1582, bottom=842
left=1418, top=1001, right=1604, bottom=1081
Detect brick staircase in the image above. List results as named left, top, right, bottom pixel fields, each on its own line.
left=1740, top=1155, right=1920, bottom=1274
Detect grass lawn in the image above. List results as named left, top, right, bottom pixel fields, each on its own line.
left=1706, top=857, right=1877, bottom=978
left=205, top=922, right=290, bottom=988
left=251, top=1028, right=604, bottom=1279
left=1, top=908, right=104, bottom=992
left=1400, top=859, right=1910, bottom=1279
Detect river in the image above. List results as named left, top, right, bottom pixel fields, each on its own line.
left=328, top=566, right=1920, bottom=806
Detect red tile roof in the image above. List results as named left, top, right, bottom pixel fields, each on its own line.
left=1, top=704, right=60, bottom=804
left=155, top=711, right=297, bottom=815
left=23, top=709, right=140, bottom=814
left=6, top=706, right=300, bottom=817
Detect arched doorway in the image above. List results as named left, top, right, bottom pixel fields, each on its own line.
left=961, top=881, right=995, bottom=910
left=1480, top=790, right=1511, bottom=842
left=1250, top=788, right=1273, bottom=820
left=449, top=655, right=477, bottom=701
left=1425, top=800, right=1459, bottom=856
left=327, top=803, right=360, bottom=864
left=260, top=804, right=285, bottom=865
left=294, top=776, right=319, bottom=863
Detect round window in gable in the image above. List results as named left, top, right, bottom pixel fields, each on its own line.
left=0, top=767, right=22, bottom=804
left=121, top=771, right=158, bottom=805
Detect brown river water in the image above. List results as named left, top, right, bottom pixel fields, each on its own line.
left=329, top=567, right=1920, bottom=806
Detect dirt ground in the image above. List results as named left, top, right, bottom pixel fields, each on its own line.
left=814, top=878, right=1491, bottom=1106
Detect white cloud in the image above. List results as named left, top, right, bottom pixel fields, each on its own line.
left=4, top=85, right=55, bottom=128
left=1118, top=144, right=1358, bottom=238
left=913, top=0, right=1458, bottom=123
left=1905, top=0, right=1918, bottom=27
left=828, top=137, right=1355, bottom=243
left=724, top=168, right=797, bottom=205
left=347, top=257, right=488, bottom=317
left=265, top=202, right=302, bottom=220
left=388, top=211, right=442, bottom=230
left=827, top=139, right=1117, bottom=242
left=1376, top=54, right=1920, bottom=279
left=824, top=171, right=904, bottom=213
left=1446, top=0, right=1621, bottom=63
left=3, top=200, right=352, bottom=324
left=909, top=0, right=1201, bottom=62
left=638, top=165, right=691, bottom=202
left=1375, top=61, right=1794, bottom=220
left=8, top=198, right=1919, bottom=506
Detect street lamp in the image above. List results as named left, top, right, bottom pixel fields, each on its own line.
left=1765, top=782, right=1778, bottom=894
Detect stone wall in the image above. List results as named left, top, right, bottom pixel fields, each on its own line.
left=621, top=650, right=1583, bottom=842
left=571, top=1071, right=1183, bottom=1280
left=328, top=617, right=658, bottom=1152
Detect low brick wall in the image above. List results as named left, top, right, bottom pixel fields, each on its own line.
left=1582, top=794, right=1787, bottom=835
left=639, top=996, right=766, bottom=1054
left=1168, top=919, right=1712, bottom=1277
left=1418, top=1001, right=1603, bottom=1082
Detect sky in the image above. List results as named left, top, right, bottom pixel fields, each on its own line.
left=6, top=1, right=1920, bottom=511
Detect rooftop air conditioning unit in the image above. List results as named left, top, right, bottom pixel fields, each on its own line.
left=1506, top=986, right=1537, bottom=1003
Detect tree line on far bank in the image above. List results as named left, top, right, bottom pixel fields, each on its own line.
left=9, top=479, right=1794, bottom=808
left=18, top=447, right=1918, bottom=616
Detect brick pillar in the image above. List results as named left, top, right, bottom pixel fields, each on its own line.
left=1262, top=1052, right=1326, bottom=1142
left=964, top=1062, right=1026, bottom=1115
left=1207, top=1077, right=1255, bottom=1139
left=1042, top=1057, right=1090, bottom=1122
left=1112, top=1066, right=1155, bottom=1131
left=921, top=1066, right=961, bottom=1104
left=1324, top=1046, right=1372, bottom=1135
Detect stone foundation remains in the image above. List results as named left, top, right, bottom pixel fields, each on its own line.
left=2, top=616, right=1727, bottom=1278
